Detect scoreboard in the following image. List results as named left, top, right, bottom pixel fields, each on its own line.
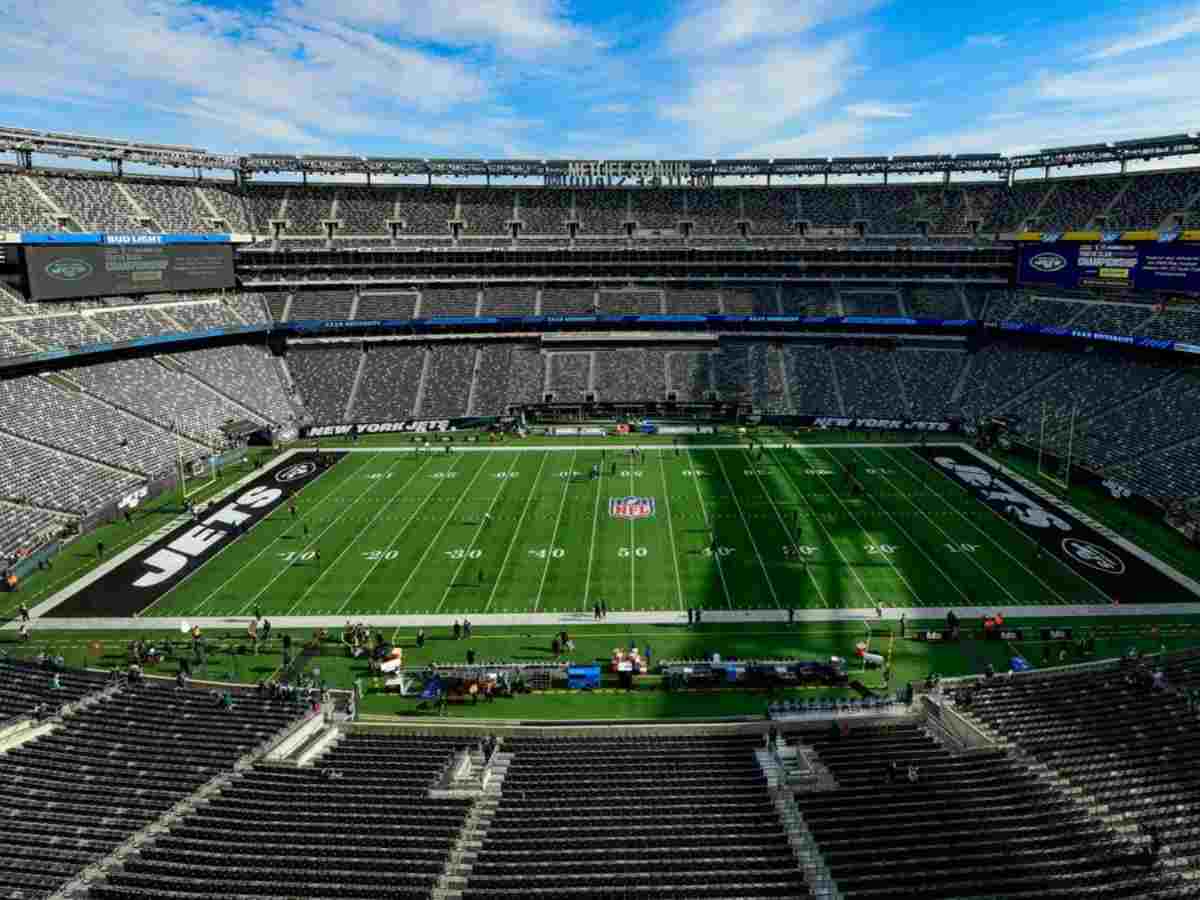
left=18, top=233, right=236, bottom=301
left=1018, top=239, right=1200, bottom=294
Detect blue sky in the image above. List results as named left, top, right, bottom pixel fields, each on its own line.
left=0, top=0, right=1198, bottom=166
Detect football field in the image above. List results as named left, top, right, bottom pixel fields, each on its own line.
left=59, top=443, right=1199, bottom=619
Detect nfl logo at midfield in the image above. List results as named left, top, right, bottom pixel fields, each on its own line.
left=610, top=496, right=655, bottom=520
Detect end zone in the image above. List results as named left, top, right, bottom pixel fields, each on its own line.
left=29, top=451, right=340, bottom=619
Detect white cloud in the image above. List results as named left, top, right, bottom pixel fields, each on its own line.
left=965, top=33, right=1008, bottom=48
left=1086, top=9, right=1200, bottom=59
left=288, top=0, right=595, bottom=56
left=0, top=0, right=490, bottom=148
left=847, top=102, right=912, bottom=119
left=665, top=0, right=881, bottom=55
left=661, top=41, right=861, bottom=152
left=738, top=119, right=870, bottom=158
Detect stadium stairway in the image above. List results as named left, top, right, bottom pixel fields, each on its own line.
left=757, top=743, right=841, bottom=899
left=435, top=749, right=510, bottom=900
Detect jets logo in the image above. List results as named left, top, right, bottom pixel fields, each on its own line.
left=275, top=461, right=317, bottom=483
left=610, top=497, right=655, bottom=520
left=1062, top=538, right=1125, bottom=575
left=1029, top=252, right=1067, bottom=273
left=45, top=257, right=94, bottom=281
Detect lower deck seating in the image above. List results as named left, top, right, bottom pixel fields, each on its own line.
left=89, top=732, right=474, bottom=900
left=5, top=678, right=303, bottom=900
left=789, top=720, right=1184, bottom=899
left=463, top=734, right=810, bottom=900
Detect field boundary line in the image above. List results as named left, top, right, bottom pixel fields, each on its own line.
left=25, top=600, right=1200, bottom=632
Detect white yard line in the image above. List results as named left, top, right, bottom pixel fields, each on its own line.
left=237, top=455, right=398, bottom=616
left=657, top=448, right=686, bottom=612
left=628, top=452, right=636, bottom=610
left=330, top=442, right=943, bottom=454
left=163, top=453, right=375, bottom=618
left=383, top=453, right=493, bottom=614
left=848, top=447, right=1006, bottom=606
left=583, top=452, right=604, bottom=612
left=534, top=449, right=578, bottom=613
left=484, top=451, right=550, bottom=613
left=435, top=454, right=514, bottom=614
left=886, top=448, right=1074, bottom=605
left=765, top=447, right=878, bottom=607
left=286, top=454, right=422, bottom=615
left=710, top=448, right=779, bottom=607
left=335, top=453, right=450, bottom=612
left=911, top=447, right=1111, bottom=605
left=743, top=448, right=828, bottom=608
left=683, top=447, right=734, bottom=609
left=814, top=447, right=926, bottom=605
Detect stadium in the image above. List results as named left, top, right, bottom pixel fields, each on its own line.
left=2, top=120, right=1200, bottom=900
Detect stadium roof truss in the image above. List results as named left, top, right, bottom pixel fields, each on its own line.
left=1, top=125, right=1198, bottom=181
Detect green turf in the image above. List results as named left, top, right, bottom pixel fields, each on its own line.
left=7, top=617, right=1198, bottom=719
left=118, top=444, right=1193, bottom=622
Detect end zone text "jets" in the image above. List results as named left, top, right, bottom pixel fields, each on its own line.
left=133, top=485, right=283, bottom=588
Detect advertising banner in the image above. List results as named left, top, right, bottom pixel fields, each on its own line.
left=1018, top=241, right=1200, bottom=293
left=25, top=242, right=236, bottom=300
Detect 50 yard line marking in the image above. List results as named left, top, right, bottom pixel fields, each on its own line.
left=535, top=449, right=577, bottom=613
left=485, top=451, right=550, bottom=613
left=657, top=448, right=686, bottom=612
left=683, top=446, right=733, bottom=609
left=628, top=450, right=636, bottom=609
left=384, top=453, right=492, bottom=614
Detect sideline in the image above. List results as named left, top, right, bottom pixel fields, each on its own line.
left=12, top=602, right=1200, bottom=632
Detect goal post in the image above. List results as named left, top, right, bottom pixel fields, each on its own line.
left=1036, top=400, right=1083, bottom=492
left=175, top=419, right=217, bottom=501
